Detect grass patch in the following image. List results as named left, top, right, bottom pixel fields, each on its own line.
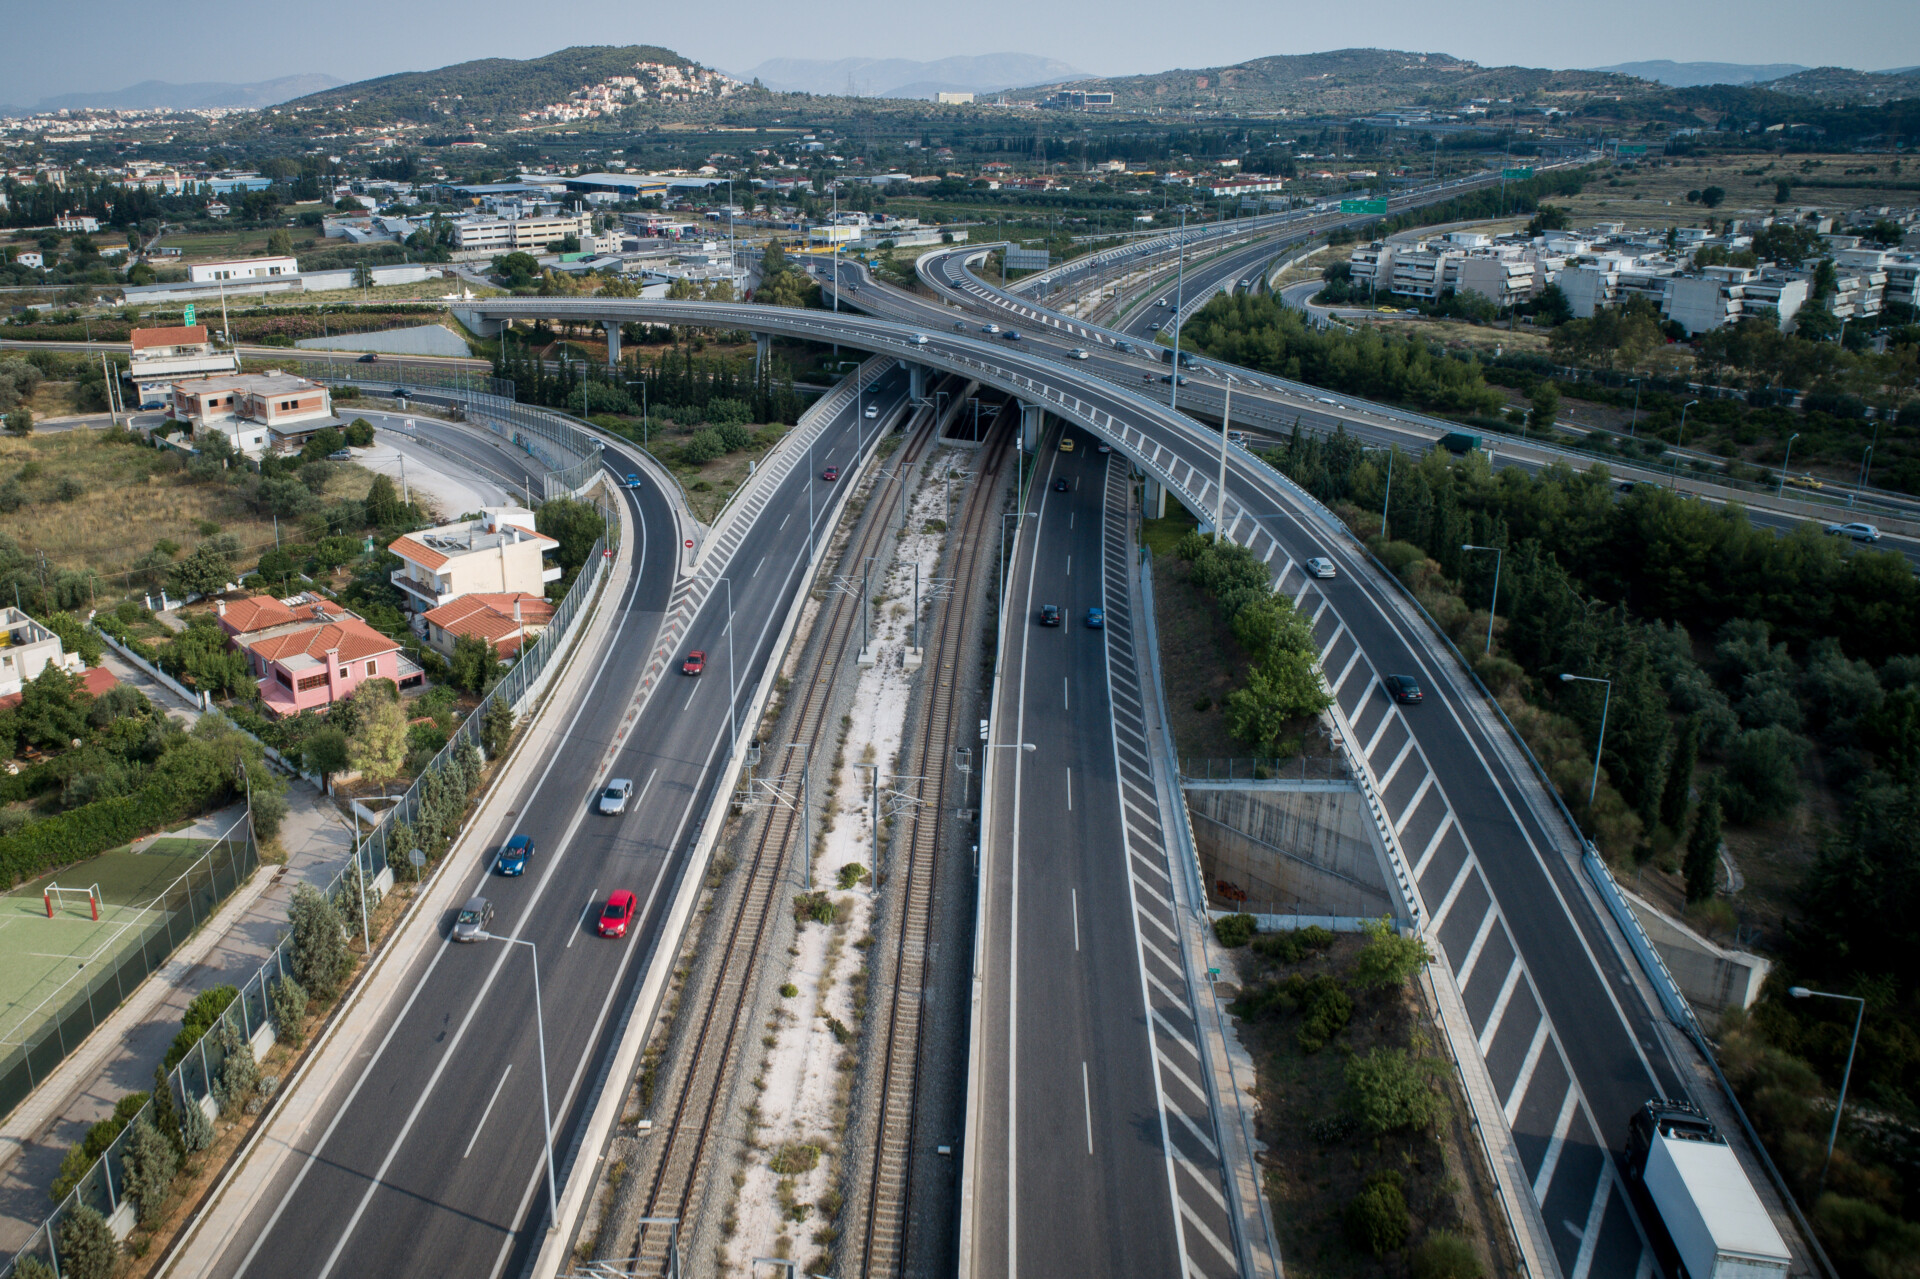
left=1146, top=505, right=1253, bottom=759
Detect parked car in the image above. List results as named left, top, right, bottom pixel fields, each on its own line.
left=1039, top=604, right=1061, bottom=626
left=453, top=896, right=494, bottom=942
left=682, top=650, right=706, bottom=676
left=329, top=448, right=354, bottom=461
left=1384, top=674, right=1424, bottom=705
left=821, top=466, right=840, bottom=482
left=1053, top=477, right=1069, bottom=492
left=1306, top=557, right=1337, bottom=579
left=1085, top=607, right=1104, bottom=629
left=495, top=836, right=534, bottom=876
left=598, top=890, right=637, bottom=938
left=1826, top=521, right=1881, bottom=542
left=598, top=779, right=634, bottom=815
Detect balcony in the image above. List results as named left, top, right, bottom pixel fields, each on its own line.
left=390, top=570, right=452, bottom=610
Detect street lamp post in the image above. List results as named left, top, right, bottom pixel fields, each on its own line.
left=1169, top=206, right=1190, bottom=418
left=1559, top=672, right=1613, bottom=809
left=1381, top=447, right=1395, bottom=538
left=1789, top=985, right=1866, bottom=1192
left=625, top=379, right=648, bottom=449
left=476, top=932, right=558, bottom=1228
left=1628, top=378, right=1642, bottom=438
left=1678, top=398, right=1700, bottom=448
left=719, top=577, right=738, bottom=758
left=1460, top=544, right=1502, bottom=653
left=1778, top=431, right=1801, bottom=497
left=1215, top=373, right=1237, bottom=537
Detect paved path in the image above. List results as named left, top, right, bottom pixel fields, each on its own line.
left=0, top=768, right=353, bottom=1263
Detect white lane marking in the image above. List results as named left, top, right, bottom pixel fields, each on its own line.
left=1534, top=1085, right=1580, bottom=1201
left=1506, top=1018, right=1553, bottom=1125
left=1363, top=706, right=1396, bottom=757
left=1072, top=889, right=1080, bottom=951
left=567, top=892, right=597, bottom=949
left=1413, top=813, right=1454, bottom=881
left=463, top=1065, right=512, bottom=1159
left=1454, top=906, right=1499, bottom=991
left=753, top=556, right=766, bottom=578
left=683, top=682, right=700, bottom=710
left=1569, top=1164, right=1615, bottom=1279
left=1082, top=1061, right=1094, bottom=1154
left=1478, top=958, right=1524, bottom=1054
left=779, top=513, right=790, bottom=531
left=1396, top=773, right=1435, bottom=836
left=1331, top=647, right=1363, bottom=698
left=1066, top=555, right=1071, bottom=575
left=1376, top=735, right=1416, bottom=792
left=1430, top=856, right=1477, bottom=934
left=1064, top=677, right=1069, bottom=711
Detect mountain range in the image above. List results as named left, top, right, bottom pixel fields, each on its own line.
left=0, top=74, right=342, bottom=118
left=739, top=53, right=1086, bottom=100
left=1590, top=61, right=1811, bottom=87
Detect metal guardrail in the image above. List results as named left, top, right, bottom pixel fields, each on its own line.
left=0, top=533, right=612, bottom=1279
left=1177, top=755, right=1348, bottom=784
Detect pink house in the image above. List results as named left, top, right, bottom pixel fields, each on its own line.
left=240, top=616, right=404, bottom=717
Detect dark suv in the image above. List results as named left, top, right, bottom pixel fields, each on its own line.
left=1039, top=604, right=1061, bottom=626
left=1384, top=674, right=1424, bottom=705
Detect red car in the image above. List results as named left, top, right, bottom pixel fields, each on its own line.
left=821, top=466, right=840, bottom=482
left=682, top=650, right=706, bottom=676
left=598, top=890, right=637, bottom=938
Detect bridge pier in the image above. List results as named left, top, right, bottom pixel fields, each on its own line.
left=753, top=332, right=770, bottom=377
left=909, top=363, right=927, bottom=404
left=1017, top=401, right=1044, bottom=453
left=452, top=308, right=505, bottom=338
left=603, top=321, right=622, bottom=367
left=1143, top=476, right=1167, bottom=520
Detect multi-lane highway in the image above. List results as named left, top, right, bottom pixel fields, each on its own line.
left=186, top=371, right=910, bottom=1279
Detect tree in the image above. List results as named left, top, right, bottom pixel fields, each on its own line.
left=169, top=543, right=234, bottom=598
left=304, top=726, right=351, bottom=786
left=268, top=975, right=309, bottom=1048
left=346, top=679, right=407, bottom=783
left=1530, top=380, right=1560, bottom=432
left=1345, top=1173, right=1409, bottom=1256
left=266, top=228, right=295, bottom=257
left=1532, top=282, right=1572, bottom=327
left=448, top=633, right=499, bottom=694
left=6, top=404, right=32, bottom=435
left=1660, top=715, right=1699, bottom=831
left=364, top=473, right=407, bottom=527
left=344, top=418, right=375, bottom=447
left=180, top=1094, right=214, bottom=1152
left=1350, top=917, right=1432, bottom=991
left=288, top=882, right=350, bottom=1000
left=120, top=1116, right=179, bottom=1224
left=1346, top=1047, right=1446, bottom=1133
left=1685, top=783, right=1723, bottom=905
left=536, top=497, right=604, bottom=573
left=481, top=699, right=514, bottom=759
left=1699, top=185, right=1726, bottom=209
left=56, top=1204, right=117, bottom=1279
left=150, top=1064, right=184, bottom=1157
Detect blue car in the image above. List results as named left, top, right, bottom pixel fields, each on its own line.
left=1086, top=607, right=1105, bottom=629
left=625, top=473, right=641, bottom=489
left=496, top=834, right=535, bottom=876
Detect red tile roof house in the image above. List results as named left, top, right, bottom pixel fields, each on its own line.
left=214, top=594, right=412, bottom=717
left=420, top=592, right=555, bottom=660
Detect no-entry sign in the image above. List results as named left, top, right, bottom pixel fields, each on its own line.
left=684, top=538, right=694, bottom=550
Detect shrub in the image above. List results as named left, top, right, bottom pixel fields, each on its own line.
left=1346, top=1047, right=1447, bottom=1133
left=770, top=1142, right=821, bottom=1175
left=269, top=975, right=309, bottom=1048
left=1293, top=974, right=1354, bottom=1052
left=120, top=1116, right=179, bottom=1224
left=50, top=1090, right=148, bottom=1201
left=1413, top=1232, right=1484, bottom=1279
left=1345, top=1172, right=1409, bottom=1255
left=1212, top=913, right=1257, bottom=948
left=289, top=883, right=350, bottom=1000
left=1351, top=917, right=1432, bottom=992
left=793, top=891, right=836, bottom=926
left=836, top=863, right=869, bottom=890
left=150, top=1065, right=184, bottom=1156
left=180, top=1094, right=214, bottom=1152
left=1252, top=926, right=1335, bottom=963
left=56, top=1204, right=116, bottom=1279
left=10, top=1257, right=54, bottom=1279
left=165, top=985, right=238, bottom=1070
left=210, top=1021, right=258, bottom=1116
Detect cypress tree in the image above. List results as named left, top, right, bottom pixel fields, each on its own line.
left=1684, top=780, right=1723, bottom=905
left=1660, top=716, right=1700, bottom=832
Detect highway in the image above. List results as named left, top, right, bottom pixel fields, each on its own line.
left=192, top=370, right=910, bottom=1279
left=445, top=298, right=1692, bottom=1276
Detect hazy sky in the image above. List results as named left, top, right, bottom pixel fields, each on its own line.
left=7, top=0, right=1916, bottom=105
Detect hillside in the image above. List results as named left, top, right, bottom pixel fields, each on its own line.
left=280, top=44, right=739, bottom=125
left=1589, top=60, right=1808, bottom=88
left=1759, top=66, right=1920, bottom=103
left=1023, top=48, right=1652, bottom=114
left=743, top=53, right=1086, bottom=99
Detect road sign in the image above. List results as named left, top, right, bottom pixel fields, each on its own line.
left=1502, top=167, right=1534, bottom=180
left=1338, top=198, right=1388, bottom=216
left=1005, top=247, right=1051, bottom=271
left=1616, top=144, right=1648, bottom=156
left=408, top=848, right=426, bottom=867
left=183, top=303, right=196, bottom=326
left=979, top=719, right=989, bottom=742
left=684, top=538, right=694, bottom=550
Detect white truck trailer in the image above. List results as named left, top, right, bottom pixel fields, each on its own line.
left=1627, top=1099, right=1791, bottom=1279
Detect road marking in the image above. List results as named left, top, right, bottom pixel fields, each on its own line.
left=464, top=1065, right=512, bottom=1159
left=1376, top=735, right=1416, bottom=792
left=1534, top=1085, right=1580, bottom=1201
left=753, top=556, right=766, bottom=578
left=683, top=683, right=700, bottom=710
left=1396, top=773, right=1435, bottom=835
left=1072, top=889, right=1079, bottom=951
left=1413, top=812, right=1454, bottom=880
left=779, top=513, right=790, bottom=530
left=1066, top=767, right=1072, bottom=811
left=1065, top=554, right=1071, bottom=576
left=1569, top=1164, right=1614, bottom=1279
left=1507, top=1018, right=1553, bottom=1125
left=567, top=893, right=597, bottom=949
left=1429, top=856, right=1476, bottom=934
left=1454, top=906, right=1499, bottom=991
left=1478, top=958, right=1524, bottom=1053
left=1082, top=1061, right=1094, bottom=1154
left=1064, top=677, right=1070, bottom=711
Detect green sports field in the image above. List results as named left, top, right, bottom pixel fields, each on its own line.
left=0, top=839, right=221, bottom=1053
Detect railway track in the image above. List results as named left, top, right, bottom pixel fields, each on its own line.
left=612, top=401, right=946, bottom=1277
left=844, top=413, right=1016, bottom=1279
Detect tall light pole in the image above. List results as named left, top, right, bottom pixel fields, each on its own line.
left=719, top=576, right=738, bottom=758
left=1560, top=671, right=1613, bottom=809
left=1215, top=373, right=1237, bottom=537
left=1789, top=985, right=1866, bottom=1192
left=1461, top=544, right=1502, bottom=654
left=476, top=932, right=558, bottom=1228
left=1628, top=377, right=1642, bottom=438
left=1777, top=431, right=1801, bottom=497
left=1169, top=206, right=1190, bottom=418
left=1678, top=398, right=1699, bottom=448
left=1381, top=447, right=1395, bottom=538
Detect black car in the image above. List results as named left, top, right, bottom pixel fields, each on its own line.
left=1161, top=374, right=1189, bottom=386
left=356, top=353, right=378, bottom=363
left=1039, top=604, right=1061, bottom=626
left=1003, top=330, right=1021, bottom=341
left=1052, top=477, right=1069, bottom=492
left=1384, top=674, right=1424, bottom=705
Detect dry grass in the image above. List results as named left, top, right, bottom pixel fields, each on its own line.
left=0, top=432, right=374, bottom=587
left=1549, top=150, right=1912, bottom=228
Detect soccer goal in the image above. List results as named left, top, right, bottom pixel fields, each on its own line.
left=44, top=883, right=101, bottom=921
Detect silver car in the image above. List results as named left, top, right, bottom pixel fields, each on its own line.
left=1825, top=522, right=1881, bottom=543
left=1307, top=557, right=1338, bottom=579
left=453, top=896, right=493, bottom=943
left=599, top=778, right=635, bottom=814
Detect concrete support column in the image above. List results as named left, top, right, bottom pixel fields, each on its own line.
left=909, top=363, right=927, bottom=403
left=1144, top=476, right=1167, bottom=520
left=754, top=332, right=770, bottom=377
left=602, top=321, right=621, bottom=368
left=1018, top=401, right=1043, bottom=453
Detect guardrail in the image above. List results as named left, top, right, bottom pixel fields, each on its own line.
left=1177, top=755, right=1349, bottom=784
left=0, top=530, right=613, bottom=1279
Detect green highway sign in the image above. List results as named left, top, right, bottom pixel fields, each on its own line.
left=1616, top=144, right=1648, bottom=156
left=1339, top=198, right=1388, bottom=215
left=1502, top=167, right=1534, bottom=180
left=183, top=303, right=196, bottom=326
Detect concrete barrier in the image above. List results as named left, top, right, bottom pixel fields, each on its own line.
left=1622, top=886, right=1771, bottom=1013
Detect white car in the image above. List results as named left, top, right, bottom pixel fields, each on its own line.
left=909, top=332, right=928, bottom=346
left=865, top=404, right=879, bottom=418
left=1825, top=521, right=1882, bottom=543
left=598, top=778, right=635, bottom=814
left=1306, top=557, right=1338, bottom=579
left=1070, top=347, right=1089, bottom=360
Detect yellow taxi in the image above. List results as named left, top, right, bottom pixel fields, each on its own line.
left=1059, top=437, right=1075, bottom=452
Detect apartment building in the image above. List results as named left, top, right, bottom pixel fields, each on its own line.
left=166, top=371, right=337, bottom=457
left=0, top=607, right=88, bottom=699
left=127, top=324, right=238, bottom=408
left=387, top=508, right=561, bottom=614
left=452, top=211, right=592, bottom=253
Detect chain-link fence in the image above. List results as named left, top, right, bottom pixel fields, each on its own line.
left=0, top=827, right=258, bottom=1123
left=0, top=529, right=611, bottom=1279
